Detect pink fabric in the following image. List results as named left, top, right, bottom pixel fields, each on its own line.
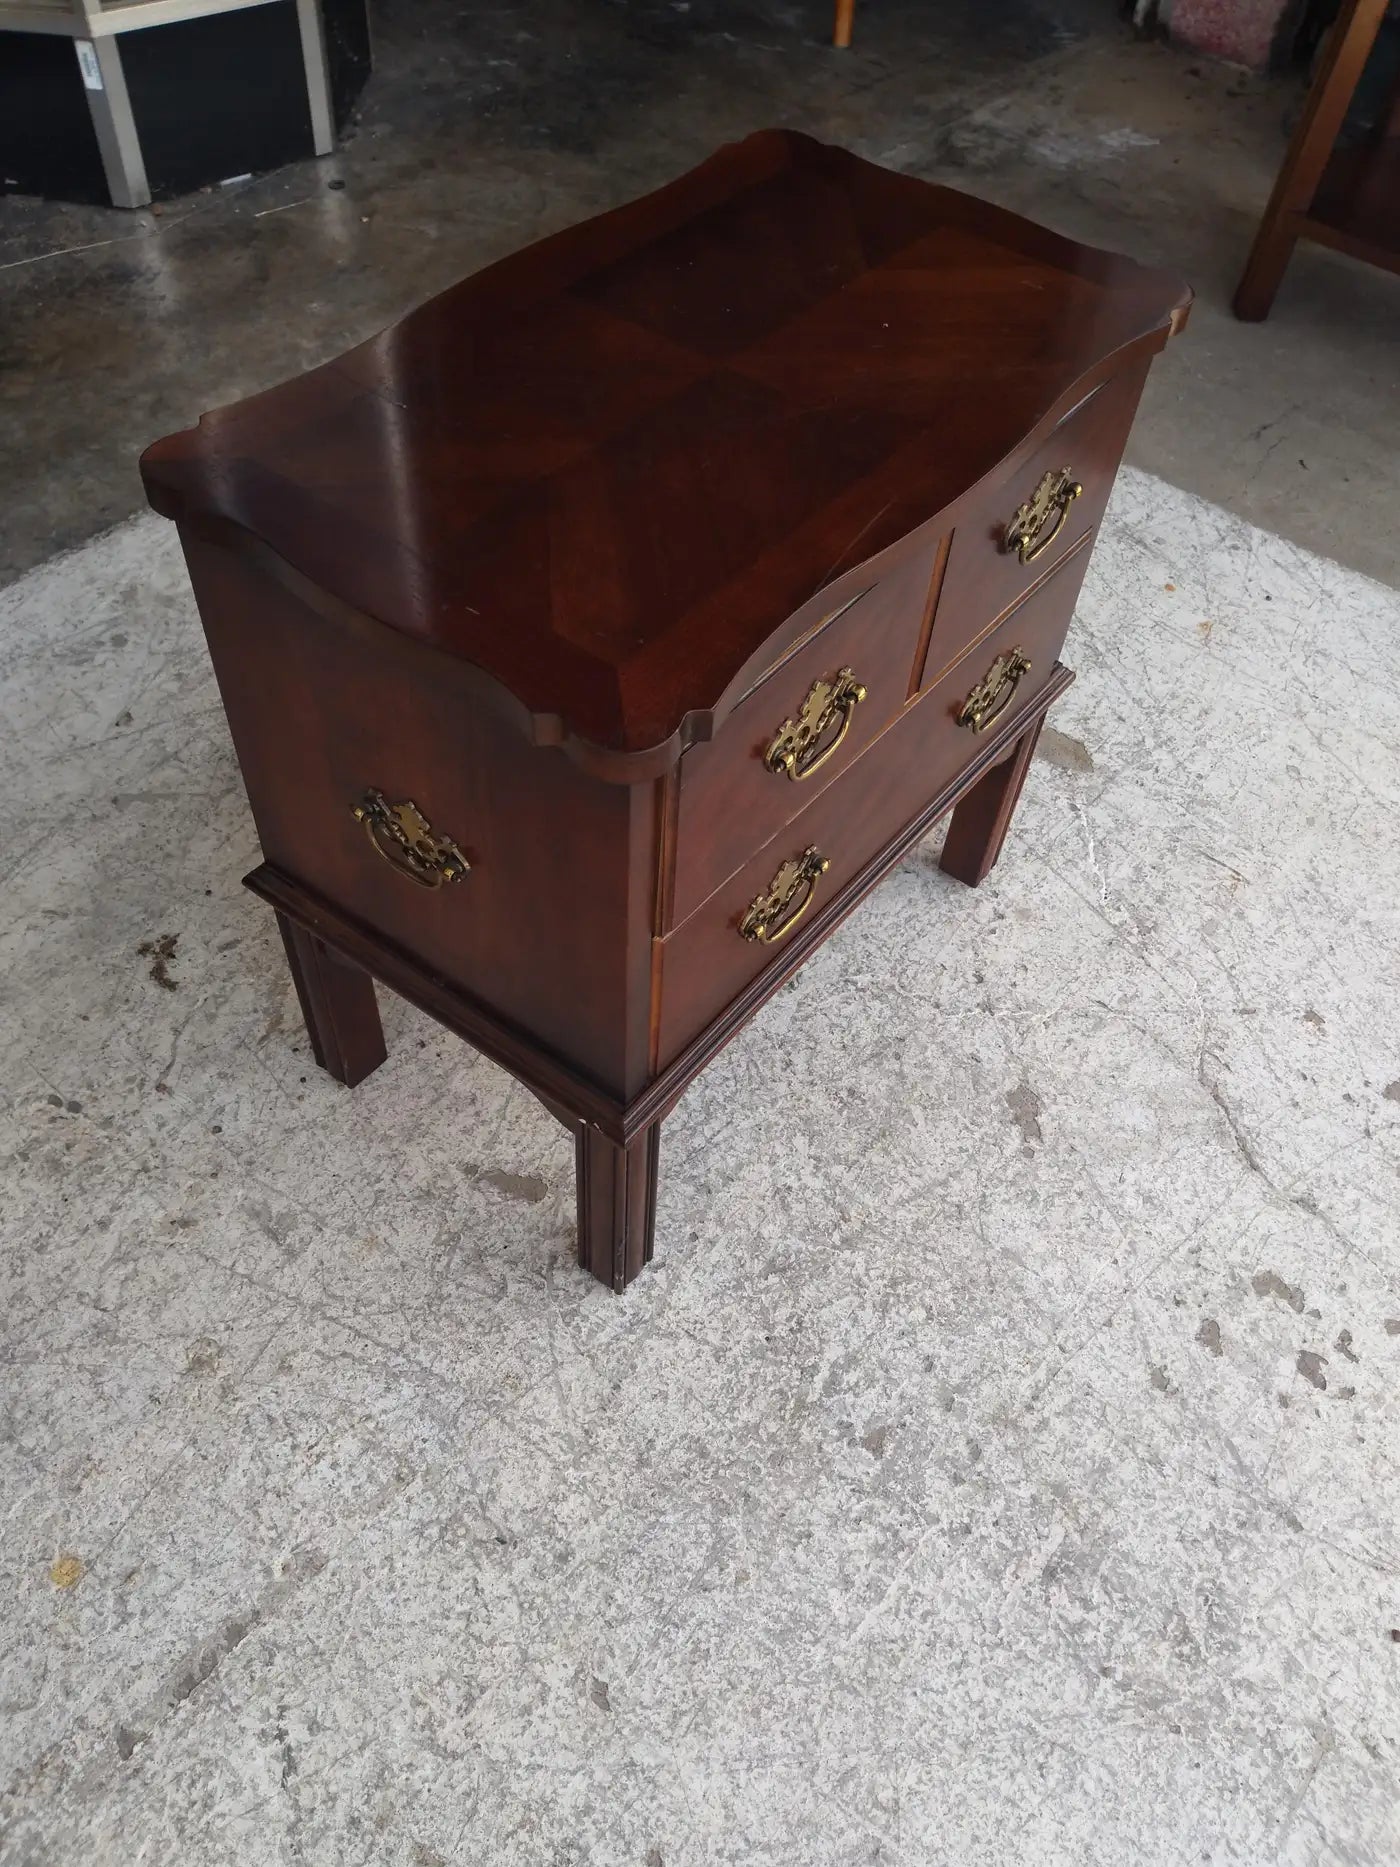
left=1169, top=0, right=1286, bottom=67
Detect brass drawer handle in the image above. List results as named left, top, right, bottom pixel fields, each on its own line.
left=958, top=649, right=1031, bottom=733
left=739, top=846, right=829, bottom=943
left=352, top=789, right=470, bottom=888
left=1005, top=467, right=1082, bottom=565
left=764, top=668, right=867, bottom=782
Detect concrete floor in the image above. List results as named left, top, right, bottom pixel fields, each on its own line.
left=4, top=468, right=1399, bottom=1864
left=0, top=0, right=1398, bottom=591
left=4, top=5, right=1400, bottom=1863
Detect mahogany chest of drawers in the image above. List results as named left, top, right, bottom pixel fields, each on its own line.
left=141, top=131, right=1190, bottom=1290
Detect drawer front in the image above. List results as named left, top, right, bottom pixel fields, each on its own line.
left=656, top=555, right=1085, bottom=1067
left=670, top=540, right=941, bottom=928
left=917, top=361, right=1146, bottom=691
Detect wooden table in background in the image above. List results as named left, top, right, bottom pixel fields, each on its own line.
left=1236, top=0, right=1400, bottom=318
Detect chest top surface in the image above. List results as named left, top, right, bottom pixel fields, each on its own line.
left=141, top=130, right=1189, bottom=765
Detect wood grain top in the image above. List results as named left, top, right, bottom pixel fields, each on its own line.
left=141, top=130, right=1190, bottom=767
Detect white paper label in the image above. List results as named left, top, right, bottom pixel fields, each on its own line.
left=75, top=41, right=103, bottom=90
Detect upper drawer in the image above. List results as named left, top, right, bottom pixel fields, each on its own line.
left=916, top=361, right=1147, bottom=692
left=668, top=539, right=941, bottom=928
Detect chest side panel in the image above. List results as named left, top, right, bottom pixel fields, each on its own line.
left=181, top=532, right=656, bottom=1098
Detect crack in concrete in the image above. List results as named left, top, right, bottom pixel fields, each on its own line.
left=113, top=1546, right=327, bottom=1762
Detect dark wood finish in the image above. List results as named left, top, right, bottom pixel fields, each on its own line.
left=927, top=549, right=1090, bottom=743
left=247, top=866, right=629, bottom=1134
left=939, top=714, right=1048, bottom=888
left=907, top=533, right=952, bottom=703
left=669, top=535, right=943, bottom=929
left=143, top=130, right=1187, bottom=770
left=276, top=908, right=387, bottom=1086
left=249, top=666, right=1079, bottom=1150
left=635, top=669, right=1078, bottom=1135
left=1305, top=137, right=1400, bottom=278
left=142, top=134, right=1188, bottom=1289
left=180, top=529, right=658, bottom=1102
left=654, top=560, right=1084, bottom=1068
left=576, top=1122, right=661, bottom=1291
left=1234, top=0, right=1395, bottom=320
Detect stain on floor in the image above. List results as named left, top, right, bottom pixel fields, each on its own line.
left=1004, top=1078, right=1045, bottom=1149
left=1038, top=726, right=1096, bottom=773
left=1252, top=1269, right=1305, bottom=1313
left=136, top=933, right=180, bottom=991
left=1296, top=1349, right=1328, bottom=1391
left=475, top=1168, right=550, bottom=1204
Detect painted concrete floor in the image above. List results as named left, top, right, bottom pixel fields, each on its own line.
left=3, top=469, right=1399, bottom=1862
left=0, top=0, right=1398, bottom=592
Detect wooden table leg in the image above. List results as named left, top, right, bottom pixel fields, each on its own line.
left=1233, top=0, right=1389, bottom=320
left=939, top=713, right=1047, bottom=888
left=276, top=909, right=387, bottom=1087
left=833, top=0, right=855, bottom=47
left=576, top=1121, right=661, bottom=1291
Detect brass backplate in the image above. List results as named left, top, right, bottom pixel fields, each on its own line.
left=739, top=846, right=830, bottom=943
left=764, top=667, right=867, bottom=781
left=352, top=790, right=470, bottom=889
left=1005, top=467, right=1082, bottom=564
left=958, top=649, right=1032, bottom=733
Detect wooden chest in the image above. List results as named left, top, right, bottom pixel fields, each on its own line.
left=141, top=131, right=1190, bottom=1290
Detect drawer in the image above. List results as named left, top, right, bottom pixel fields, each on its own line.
left=655, top=554, right=1083, bottom=1067
left=669, top=540, right=941, bottom=928
left=916, top=360, right=1146, bottom=691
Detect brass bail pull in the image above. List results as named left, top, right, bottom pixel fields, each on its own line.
left=1005, top=467, right=1082, bottom=565
left=958, top=649, right=1032, bottom=734
left=739, top=847, right=830, bottom=944
left=765, top=668, right=867, bottom=782
left=352, top=790, right=471, bottom=889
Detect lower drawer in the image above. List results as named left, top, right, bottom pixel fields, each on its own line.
left=654, top=553, right=1084, bottom=1066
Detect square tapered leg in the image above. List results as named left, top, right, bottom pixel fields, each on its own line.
left=575, top=1122, right=661, bottom=1291
left=276, top=909, right=388, bottom=1087
left=939, top=713, right=1047, bottom=889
